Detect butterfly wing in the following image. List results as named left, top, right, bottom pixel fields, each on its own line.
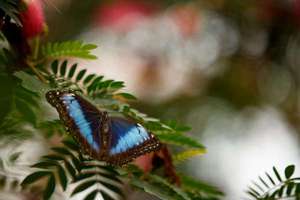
left=105, top=117, right=160, bottom=165
left=46, top=90, right=107, bottom=159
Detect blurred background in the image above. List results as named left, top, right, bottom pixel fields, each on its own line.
left=14, top=0, right=300, bottom=199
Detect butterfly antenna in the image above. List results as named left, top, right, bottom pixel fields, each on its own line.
left=42, top=0, right=62, bottom=14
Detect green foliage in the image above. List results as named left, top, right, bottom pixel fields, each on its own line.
left=0, top=0, right=21, bottom=26
left=0, top=8, right=216, bottom=199
left=41, top=41, right=98, bottom=60
left=180, top=174, right=224, bottom=200
left=31, top=59, right=208, bottom=199
left=47, top=59, right=131, bottom=100
left=246, top=165, right=300, bottom=200
left=122, top=165, right=223, bottom=200
left=0, top=51, right=210, bottom=200
left=37, top=120, right=65, bottom=138
left=124, top=165, right=191, bottom=200
left=22, top=139, right=123, bottom=200
left=0, top=70, right=40, bottom=127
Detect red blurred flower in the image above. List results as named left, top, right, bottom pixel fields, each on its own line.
left=93, top=0, right=157, bottom=32
left=20, top=0, right=45, bottom=38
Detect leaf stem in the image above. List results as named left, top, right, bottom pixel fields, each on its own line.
left=33, top=36, right=40, bottom=60
left=26, top=60, right=47, bottom=83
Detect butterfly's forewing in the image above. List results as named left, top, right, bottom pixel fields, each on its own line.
left=106, top=117, right=161, bottom=165
left=46, top=90, right=108, bottom=159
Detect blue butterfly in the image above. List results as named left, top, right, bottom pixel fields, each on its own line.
left=46, top=90, right=160, bottom=165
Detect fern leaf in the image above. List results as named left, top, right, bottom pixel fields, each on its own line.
left=72, top=160, right=123, bottom=200
left=173, top=149, right=206, bottom=163
left=273, top=166, right=282, bottom=182
left=60, top=60, right=68, bottom=76
left=41, top=41, right=97, bottom=60
left=246, top=165, right=300, bottom=200
left=68, top=63, right=78, bottom=78
left=180, top=174, right=224, bottom=198
left=285, top=165, right=295, bottom=179
left=156, top=132, right=206, bottom=150
left=21, top=171, right=51, bottom=186
left=131, top=174, right=191, bottom=200
left=44, top=174, right=56, bottom=200
left=71, top=180, right=97, bottom=196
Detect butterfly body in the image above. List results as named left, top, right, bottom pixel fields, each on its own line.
left=46, top=90, right=160, bottom=165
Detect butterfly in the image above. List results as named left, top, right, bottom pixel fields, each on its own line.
left=46, top=89, right=161, bottom=166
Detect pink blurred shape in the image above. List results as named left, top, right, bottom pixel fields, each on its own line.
left=93, top=0, right=157, bottom=32
left=20, top=0, right=45, bottom=38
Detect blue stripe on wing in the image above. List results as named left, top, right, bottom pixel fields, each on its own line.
left=109, top=118, right=150, bottom=155
left=61, top=94, right=100, bottom=151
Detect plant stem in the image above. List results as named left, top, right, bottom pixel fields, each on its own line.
left=33, top=36, right=40, bottom=60
left=26, top=60, right=47, bottom=83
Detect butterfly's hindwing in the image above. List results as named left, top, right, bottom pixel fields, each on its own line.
left=106, top=117, right=160, bottom=165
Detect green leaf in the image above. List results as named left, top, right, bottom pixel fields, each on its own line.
left=100, top=181, right=123, bottom=196
left=156, top=133, right=206, bottom=150
left=51, top=60, right=59, bottom=75
left=164, top=120, right=192, bottom=132
left=266, top=172, right=276, bottom=185
left=56, top=165, right=67, bottom=191
left=173, top=149, right=206, bottom=163
left=150, top=175, right=191, bottom=200
left=68, top=63, right=78, bottom=78
left=62, top=139, right=79, bottom=151
left=97, top=80, right=114, bottom=90
left=51, top=147, right=73, bottom=156
left=76, top=69, right=87, bottom=82
left=87, top=76, right=103, bottom=93
left=82, top=44, right=97, bottom=50
left=84, top=190, right=99, bottom=200
left=273, top=166, right=282, bottom=182
left=41, top=41, right=97, bottom=60
left=0, top=73, right=15, bottom=122
left=277, top=185, right=284, bottom=197
left=246, top=165, right=300, bottom=199
left=131, top=175, right=190, bottom=200
left=109, top=81, right=124, bottom=89
left=71, top=180, right=97, bottom=196
left=15, top=71, right=46, bottom=93
left=101, top=192, right=115, bottom=200
left=296, top=183, right=300, bottom=193
left=42, top=154, right=65, bottom=161
left=43, top=174, right=56, bottom=200
left=99, top=172, right=122, bottom=184
left=15, top=98, right=36, bottom=125
left=31, top=161, right=58, bottom=169
left=285, top=165, right=295, bottom=179
left=21, top=171, right=50, bottom=186
left=258, top=176, right=269, bottom=189
left=115, top=93, right=137, bottom=100
left=248, top=187, right=260, bottom=197
left=64, top=160, right=76, bottom=180
left=286, top=182, right=294, bottom=196
left=180, top=175, right=223, bottom=197
left=83, top=74, right=96, bottom=85
left=60, top=60, right=67, bottom=77
left=131, top=178, right=175, bottom=200
left=74, top=172, right=95, bottom=182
